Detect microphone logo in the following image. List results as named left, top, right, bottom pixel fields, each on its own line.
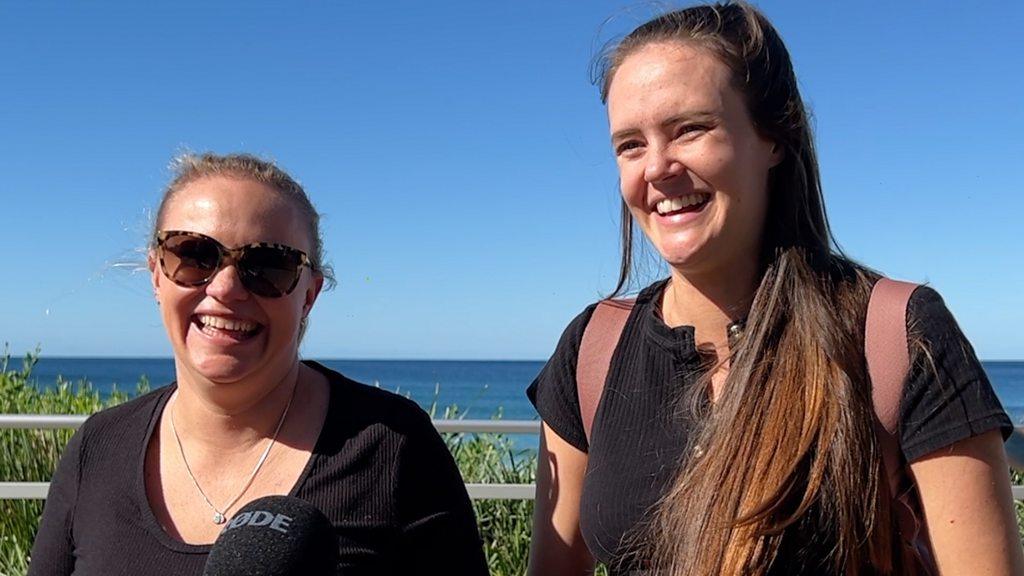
left=202, top=496, right=338, bottom=576
left=224, top=510, right=293, bottom=534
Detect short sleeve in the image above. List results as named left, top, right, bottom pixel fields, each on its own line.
left=526, top=304, right=597, bottom=453
left=899, top=286, right=1013, bottom=463
left=28, top=423, right=86, bottom=576
left=394, top=407, right=488, bottom=576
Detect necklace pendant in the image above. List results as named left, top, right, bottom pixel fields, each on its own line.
left=213, top=512, right=226, bottom=525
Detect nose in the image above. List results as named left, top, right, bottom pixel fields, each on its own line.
left=204, top=264, right=250, bottom=301
left=643, top=145, right=684, bottom=183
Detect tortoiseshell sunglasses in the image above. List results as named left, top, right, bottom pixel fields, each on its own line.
left=155, top=230, right=314, bottom=298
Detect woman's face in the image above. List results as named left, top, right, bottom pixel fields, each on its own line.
left=150, top=176, right=323, bottom=385
left=607, top=42, right=782, bottom=277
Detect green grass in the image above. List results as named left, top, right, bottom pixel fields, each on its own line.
left=0, top=350, right=150, bottom=576
left=1, top=350, right=1021, bottom=576
left=1014, top=469, right=1024, bottom=538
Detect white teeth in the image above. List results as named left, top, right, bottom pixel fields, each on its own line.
left=197, top=315, right=258, bottom=333
left=656, top=194, right=709, bottom=215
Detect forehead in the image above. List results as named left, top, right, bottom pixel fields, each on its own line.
left=160, top=175, right=309, bottom=250
left=607, top=42, right=737, bottom=128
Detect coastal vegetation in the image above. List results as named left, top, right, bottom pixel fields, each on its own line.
left=1, top=350, right=1021, bottom=575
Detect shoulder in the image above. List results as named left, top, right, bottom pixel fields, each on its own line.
left=868, top=280, right=970, bottom=365
left=530, top=301, right=603, bottom=374
left=74, top=385, right=170, bottom=445
left=300, top=362, right=464, bottom=504
left=893, top=284, right=1012, bottom=461
left=48, top=386, right=171, bottom=501
left=903, top=284, right=982, bottom=370
left=526, top=280, right=663, bottom=450
left=561, top=303, right=600, bottom=348
left=524, top=304, right=598, bottom=451
left=307, top=361, right=436, bottom=439
left=906, top=285, right=960, bottom=336
left=555, top=279, right=666, bottom=354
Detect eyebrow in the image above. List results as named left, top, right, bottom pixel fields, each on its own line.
left=610, top=111, right=719, bottom=143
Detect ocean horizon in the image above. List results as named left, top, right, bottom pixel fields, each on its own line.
left=12, top=357, right=1024, bottom=428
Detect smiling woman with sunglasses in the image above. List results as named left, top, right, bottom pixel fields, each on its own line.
left=29, top=153, right=489, bottom=576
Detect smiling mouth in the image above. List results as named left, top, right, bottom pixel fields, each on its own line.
left=655, top=193, right=711, bottom=216
left=193, top=314, right=263, bottom=341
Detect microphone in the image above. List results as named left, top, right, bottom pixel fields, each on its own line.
left=202, top=496, right=337, bottom=576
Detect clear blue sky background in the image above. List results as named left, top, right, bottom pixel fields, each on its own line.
left=1, top=1, right=1021, bottom=360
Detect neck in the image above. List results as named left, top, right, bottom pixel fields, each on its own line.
left=662, top=257, right=760, bottom=354
left=170, top=360, right=303, bottom=453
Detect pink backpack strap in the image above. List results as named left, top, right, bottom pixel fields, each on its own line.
left=865, top=278, right=918, bottom=492
left=576, top=298, right=636, bottom=444
left=866, top=278, right=937, bottom=573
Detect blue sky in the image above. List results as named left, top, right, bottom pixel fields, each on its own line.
left=1, top=1, right=1021, bottom=360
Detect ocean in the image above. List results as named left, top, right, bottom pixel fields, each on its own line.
left=18, top=358, right=545, bottom=421
left=16, top=358, right=1024, bottom=429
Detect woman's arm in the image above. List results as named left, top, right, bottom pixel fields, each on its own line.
left=527, top=422, right=595, bottom=576
left=910, top=430, right=1024, bottom=575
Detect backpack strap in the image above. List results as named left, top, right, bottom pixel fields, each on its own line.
left=574, top=282, right=929, bottom=567
left=865, top=277, right=918, bottom=495
left=576, top=298, right=636, bottom=444
left=866, top=278, right=938, bottom=573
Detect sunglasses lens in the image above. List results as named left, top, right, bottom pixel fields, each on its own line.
left=239, top=245, right=303, bottom=297
left=161, top=235, right=221, bottom=285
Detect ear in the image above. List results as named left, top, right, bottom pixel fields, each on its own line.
left=768, top=141, right=785, bottom=168
left=148, top=251, right=161, bottom=292
left=302, top=271, right=325, bottom=317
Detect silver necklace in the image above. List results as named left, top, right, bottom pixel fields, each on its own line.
left=167, top=382, right=296, bottom=524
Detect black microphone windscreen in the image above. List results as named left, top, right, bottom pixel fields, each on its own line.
left=202, top=495, right=337, bottom=576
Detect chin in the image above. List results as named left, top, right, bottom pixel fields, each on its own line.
left=189, top=354, right=260, bottom=384
left=655, top=242, right=705, bottom=270
left=183, top=341, right=267, bottom=384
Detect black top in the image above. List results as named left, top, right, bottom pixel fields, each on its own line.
left=527, top=280, right=1012, bottom=572
left=29, top=361, right=489, bottom=576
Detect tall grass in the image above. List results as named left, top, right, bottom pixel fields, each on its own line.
left=435, top=405, right=535, bottom=575
left=0, top=350, right=148, bottom=576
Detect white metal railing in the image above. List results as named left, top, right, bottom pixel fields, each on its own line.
left=3, top=415, right=1023, bottom=500
left=0, top=415, right=540, bottom=500
left=0, top=414, right=541, bottom=434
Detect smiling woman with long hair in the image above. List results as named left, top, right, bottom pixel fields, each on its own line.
left=527, top=3, right=1022, bottom=575
left=29, top=153, right=488, bottom=576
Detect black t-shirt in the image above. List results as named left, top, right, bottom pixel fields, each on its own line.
left=527, top=280, right=1012, bottom=572
left=29, top=361, right=489, bottom=576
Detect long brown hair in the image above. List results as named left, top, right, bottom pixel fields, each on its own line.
left=595, top=3, right=907, bottom=574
